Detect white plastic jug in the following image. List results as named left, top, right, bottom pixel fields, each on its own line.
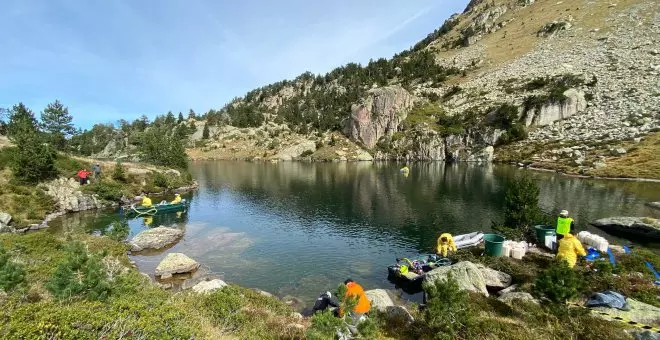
left=545, top=235, right=557, bottom=250
left=502, top=244, right=512, bottom=257
left=512, top=247, right=525, bottom=260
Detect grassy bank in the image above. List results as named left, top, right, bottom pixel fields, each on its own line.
left=0, top=147, right=194, bottom=228
left=0, top=231, right=306, bottom=339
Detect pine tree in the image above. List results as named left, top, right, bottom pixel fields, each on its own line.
left=202, top=123, right=210, bottom=139
left=188, top=109, right=196, bottom=120
left=7, top=103, right=56, bottom=183
left=503, top=175, right=542, bottom=229
left=40, top=100, right=75, bottom=150
left=177, top=112, right=184, bottom=124
left=46, top=242, right=112, bottom=301
left=111, top=161, right=126, bottom=182
left=6, top=103, right=38, bottom=141
left=165, top=111, right=176, bottom=125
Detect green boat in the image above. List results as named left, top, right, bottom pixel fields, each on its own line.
left=122, top=200, right=189, bottom=217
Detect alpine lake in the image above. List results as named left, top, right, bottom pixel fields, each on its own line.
left=47, top=161, right=660, bottom=306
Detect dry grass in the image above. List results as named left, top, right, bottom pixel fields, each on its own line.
left=589, top=132, right=660, bottom=179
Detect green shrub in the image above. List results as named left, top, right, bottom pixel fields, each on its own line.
left=300, top=150, right=314, bottom=157
left=45, top=242, right=112, bottom=301
left=0, top=147, right=17, bottom=170
left=151, top=172, right=168, bottom=189
left=499, top=175, right=543, bottom=242
left=111, top=162, right=126, bottom=182
left=307, top=310, right=347, bottom=339
left=534, top=260, right=584, bottom=302
left=422, top=274, right=471, bottom=339
left=105, top=221, right=130, bottom=242
left=0, top=245, right=26, bottom=292
left=54, top=154, right=90, bottom=178
left=82, top=181, right=124, bottom=201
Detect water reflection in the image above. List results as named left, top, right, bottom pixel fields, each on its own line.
left=49, top=161, right=660, bottom=303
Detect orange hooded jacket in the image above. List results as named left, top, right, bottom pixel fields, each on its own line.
left=340, top=282, right=371, bottom=316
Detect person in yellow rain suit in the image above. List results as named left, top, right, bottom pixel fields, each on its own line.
left=141, top=195, right=153, bottom=208
left=171, top=193, right=182, bottom=204
left=436, top=233, right=457, bottom=257
left=557, top=233, right=586, bottom=268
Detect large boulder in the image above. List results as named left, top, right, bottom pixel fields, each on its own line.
left=344, top=86, right=414, bottom=149
left=365, top=289, right=394, bottom=312
left=155, top=253, right=200, bottom=279
left=274, top=141, right=316, bottom=161
left=524, top=88, right=587, bottom=127
left=591, top=217, right=660, bottom=240
left=591, top=298, right=660, bottom=327
left=0, top=212, right=12, bottom=226
left=475, top=264, right=512, bottom=290
left=41, top=178, right=107, bottom=212
left=423, top=261, right=489, bottom=296
left=191, top=279, right=227, bottom=294
left=386, top=305, right=415, bottom=325
left=646, top=202, right=660, bottom=211
left=130, top=226, right=184, bottom=252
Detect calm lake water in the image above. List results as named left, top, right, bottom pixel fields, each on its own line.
left=48, top=161, right=660, bottom=304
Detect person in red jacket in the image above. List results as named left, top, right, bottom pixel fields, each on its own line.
left=77, top=169, right=91, bottom=185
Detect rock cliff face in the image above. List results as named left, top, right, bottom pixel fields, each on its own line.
left=524, top=89, right=587, bottom=127
left=344, top=86, right=414, bottom=149
left=189, top=0, right=660, bottom=174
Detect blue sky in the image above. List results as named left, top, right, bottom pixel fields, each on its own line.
left=0, top=0, right=468, bottom=128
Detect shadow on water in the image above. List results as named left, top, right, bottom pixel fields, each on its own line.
left=48, top=161, right=660, bottom=304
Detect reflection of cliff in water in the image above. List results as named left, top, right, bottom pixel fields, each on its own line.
left=191, top=161, right=660, bottom=246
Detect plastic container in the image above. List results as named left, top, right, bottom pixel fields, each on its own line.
left=545, top=235, right=557, bottom=251
left=534, top=225, right=556, bottom=246
left=483, top=234, right=505, bottom=257
left=502, top=244, right=512, bottom=257
left=512, top=247, right=525, bottom=260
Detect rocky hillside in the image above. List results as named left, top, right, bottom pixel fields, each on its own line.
left=188, top=0, right=659, bottom=178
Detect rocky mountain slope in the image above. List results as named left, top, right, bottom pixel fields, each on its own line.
left=188, top=0, right=659, bottom=178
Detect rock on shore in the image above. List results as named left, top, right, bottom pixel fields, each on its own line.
left=423, top=261, right=489, bottom=296
left=155, top=253, right=200, bottom=279
left=130, top=226, right=184, bottom=252
left=591, top=217, right=660, bottom=240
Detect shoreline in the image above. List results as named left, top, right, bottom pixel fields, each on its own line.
left=189, top=156, right=660, bottom=183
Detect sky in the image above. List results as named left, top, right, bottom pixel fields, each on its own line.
left=0, top=0, right=469, bottom=128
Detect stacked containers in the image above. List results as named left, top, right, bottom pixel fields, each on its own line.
left=502, top=241, right=528, bottom=259
left=577, top=231, right=609, bottom=252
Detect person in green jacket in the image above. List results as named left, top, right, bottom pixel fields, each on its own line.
left=556, top=210, right=575, bottom=241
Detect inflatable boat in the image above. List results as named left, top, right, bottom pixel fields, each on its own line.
left=453, top=231, right=484, bottom=249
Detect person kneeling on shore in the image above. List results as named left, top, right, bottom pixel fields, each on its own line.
left=437, top=233, right=457, bottom=257
left=311, top=279, right=371, bottom=318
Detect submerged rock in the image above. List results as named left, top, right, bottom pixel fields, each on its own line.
left=423, top=261, right=488, bottom=297
left=191, top=279, right=227, bottom=294
left=365, top=289, right=394, bottom=312
left=647, top=202, right=660, bottom=211
left=591, top=217, right=660, bottom=240
left=155, top=253, right=200, bottom=279
left=130, top=226, right=184, bottom=252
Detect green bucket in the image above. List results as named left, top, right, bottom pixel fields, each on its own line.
left=483, top=234, right=505, bottom=257
left=534, top=225, right=556, bottom=245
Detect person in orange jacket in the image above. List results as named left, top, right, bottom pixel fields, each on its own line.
left=340, top=279, right=371, bottom=317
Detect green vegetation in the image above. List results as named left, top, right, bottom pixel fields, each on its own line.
left=202, top=123, right=210, bottom=139
left=422, top=274, right=471, bottom=339
left=534, top=260, right=584, bottom=302
left=493, top=175, right=544, bottom=241
left=40, top=100, right=75, bottom=150
left=0, top=244, right=26, bottom=292
left=0, top=231, right=306, bottom=339
left=111, top=161, right=126, bottom=182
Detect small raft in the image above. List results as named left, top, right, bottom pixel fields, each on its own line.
left=453, top=231, right=484, bottom=249
left=122, top=201, right=189, bottom=217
